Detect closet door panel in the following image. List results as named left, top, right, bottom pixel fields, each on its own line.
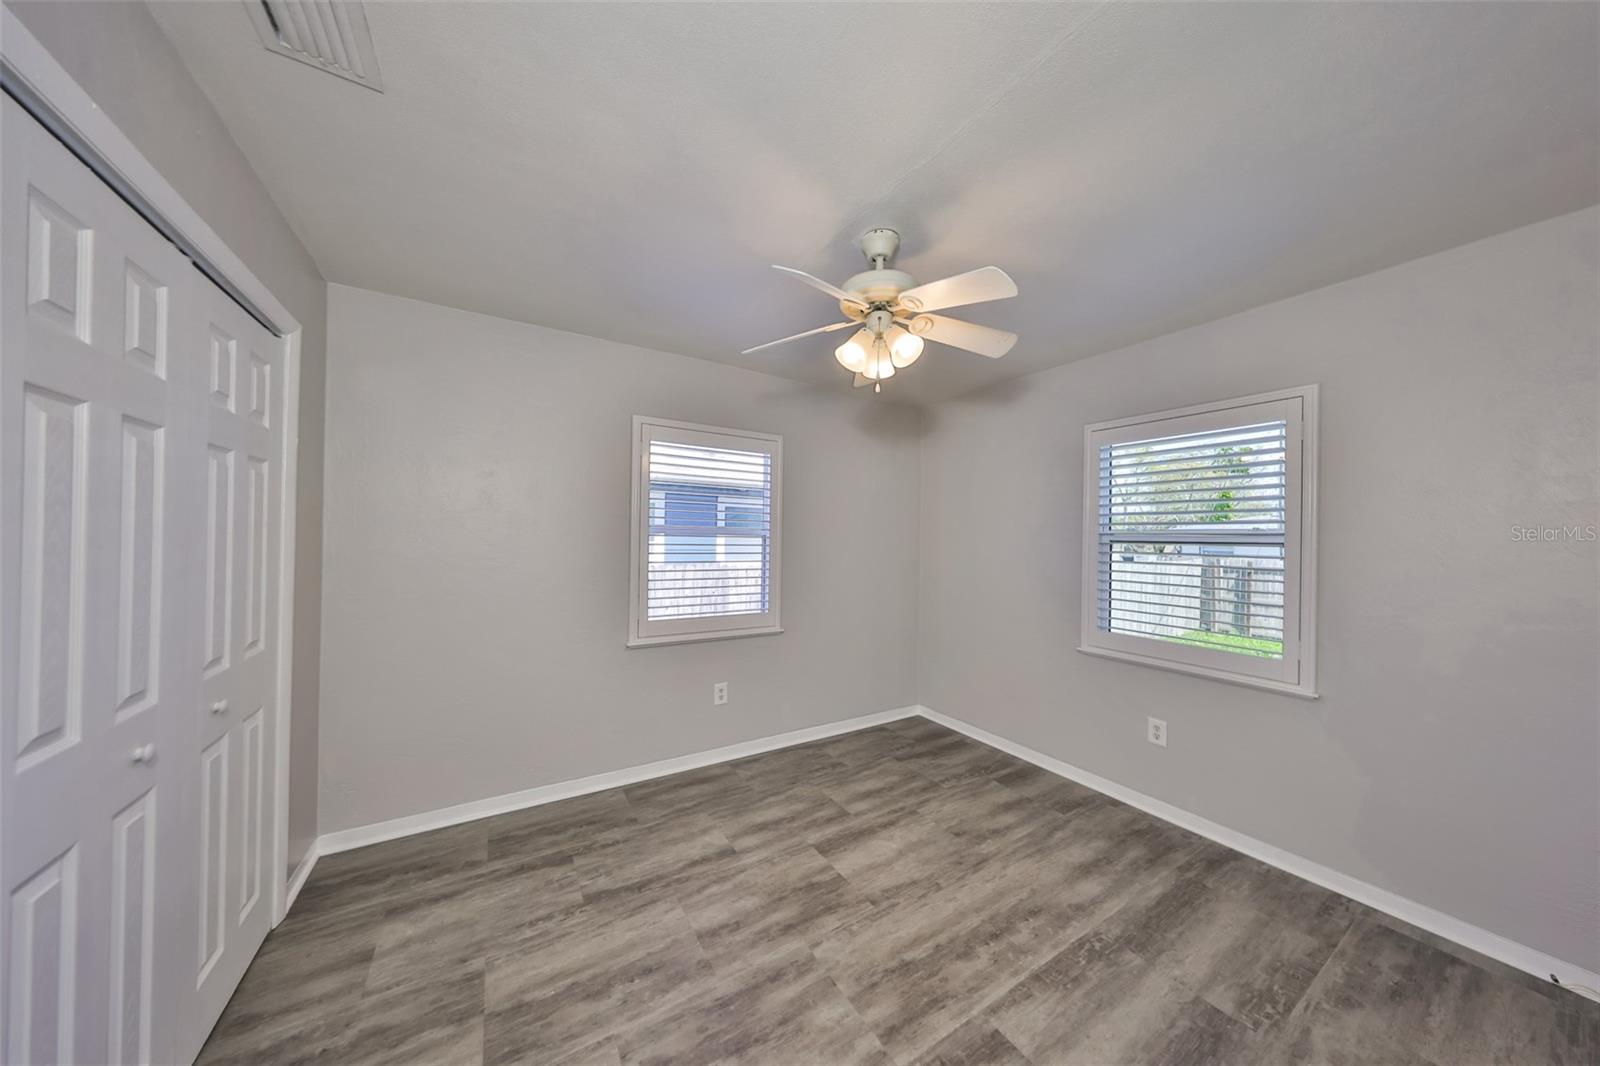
left=184, top=281, right=282, bottom=1062
left=1, top=95, right=201, bottom=1066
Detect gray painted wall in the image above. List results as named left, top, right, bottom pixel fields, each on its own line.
left=7, top=0, right=328, bottom=875
left=318, top=285, right=921, bottom=833
left=917, top=207, right=1600, bottom=971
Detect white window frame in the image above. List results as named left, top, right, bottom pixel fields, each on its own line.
left=1078, top=385, right=1319, bottom=698
left=628, top=416, right=783, bottom=648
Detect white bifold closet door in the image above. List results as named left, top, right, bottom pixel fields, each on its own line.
left=0, top=95, right=285, bottom=1066
left=187, top=237, right=284, bottom=1062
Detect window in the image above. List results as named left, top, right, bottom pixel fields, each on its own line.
left=1080, top=386, right=1318, bottom=697
left=629, top=416, right=782, bottom=646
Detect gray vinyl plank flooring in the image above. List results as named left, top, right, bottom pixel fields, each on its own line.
left=198, top=717, right=1598, bottom=1065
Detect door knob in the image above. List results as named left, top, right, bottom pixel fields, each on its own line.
left=210, top=699, right=229, bottom=715
left=131, top=743, right=156, bottom=764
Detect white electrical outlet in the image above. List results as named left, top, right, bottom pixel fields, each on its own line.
left=1147, top=717, right=1167, bottom=747
left=713, top=682, right=729, bottom=706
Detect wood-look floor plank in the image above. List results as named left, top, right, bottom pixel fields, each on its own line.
left=1262, top=917, right=1597, bottom=1066
left=615, top=944, right=891, bottom=1066
left=482, top=892, right=712, bottom=1064
left=812, top=804, right=978, bottom=905
left=811, top=816, right=1204, bottom=1062
left=715, top=783, right=857, bottom=856
left=1096, top=845, right=1360, bottom=1033
left=365, top=851, right=584, bottom=994
left=985, top=930, right=1258, bottom=1066
left=991, top=761, right=1115, bottom=819
left=820, top=757, right=946, bottom=817
left=485, top=787, right=638, bottom=864
left=570, top=811, right=739, bottom=904
left=673, top=843, right=878, bottom=965
left=332, top=962, right=486, bottom=1066
left=914, top=1016, right=1033, bottom=1066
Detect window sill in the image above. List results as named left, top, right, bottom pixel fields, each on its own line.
left=1076, top=645, right=1319, bottom=700
left=628, top=626, right=784, bottom=649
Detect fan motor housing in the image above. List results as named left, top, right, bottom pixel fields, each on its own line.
left=842, top=268, right=914, bottom=308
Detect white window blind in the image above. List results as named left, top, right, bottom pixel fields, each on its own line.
left=630, top=417, right=782, bottom=646
left=1080, top=388, right=1317, bottom=696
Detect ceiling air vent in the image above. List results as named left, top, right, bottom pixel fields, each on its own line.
left=244, top=0, right=383, bottom=92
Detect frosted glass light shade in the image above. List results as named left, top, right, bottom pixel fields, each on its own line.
left=888, top=327, right=924, bottom=368
left=835, top=329, right=870, bottom=372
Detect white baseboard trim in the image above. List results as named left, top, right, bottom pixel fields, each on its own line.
left=280, top=841, right=319, bottom=921
left=316, top=706, right=921, bottom=857
left=916, top=706, right=1599, bottom=998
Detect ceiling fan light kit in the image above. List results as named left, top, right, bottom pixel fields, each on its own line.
left=745, top=228, right=1019, bottom=394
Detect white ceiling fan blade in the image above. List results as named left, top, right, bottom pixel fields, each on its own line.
left=772, top=265, right=869, bottom=307
left=906, top=313, right=1017, bottom=358
left=740, top=320, right=854, bottom=355
left=896, top=266, right=1017, bottom=313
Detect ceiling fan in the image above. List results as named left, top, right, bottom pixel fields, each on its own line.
left=743, top=229, right=1018, bottom=393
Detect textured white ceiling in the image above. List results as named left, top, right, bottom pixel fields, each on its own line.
left=149, top=1, right=1599, bottom=404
